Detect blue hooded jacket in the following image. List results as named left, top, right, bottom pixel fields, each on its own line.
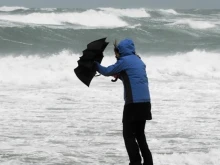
left=96, top=39, right=150, bottom=105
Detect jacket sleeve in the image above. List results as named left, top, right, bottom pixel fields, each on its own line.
left=95, top=59, right=124, bottom=76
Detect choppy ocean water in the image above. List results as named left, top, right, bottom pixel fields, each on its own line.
left=0, top=6, right=220, bottom=165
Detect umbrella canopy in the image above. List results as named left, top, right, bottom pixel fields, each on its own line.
left=74, top=38, right=109, bottom=87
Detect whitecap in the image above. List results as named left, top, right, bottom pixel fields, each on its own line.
left=159, top=9, right=179, bottom=15
left=168, top=19, right=216, bottom=29
left=0, top=6, right=28, bottom=12
left=99, top=7, right=150, bottom=18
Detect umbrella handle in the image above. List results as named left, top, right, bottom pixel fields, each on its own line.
left=111, top=77, right=118, bottom=82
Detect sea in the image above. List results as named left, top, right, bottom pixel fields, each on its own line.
left=0, top=6, right=220, bottom=165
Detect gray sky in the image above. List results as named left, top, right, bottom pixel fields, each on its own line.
left=0, top=0, right=219, bottom=9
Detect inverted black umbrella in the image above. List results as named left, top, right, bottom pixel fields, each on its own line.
left=74, top=38, right=109, bottom=87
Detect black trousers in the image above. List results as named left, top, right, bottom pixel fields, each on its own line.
left=123, top=121, right=153, bottom=165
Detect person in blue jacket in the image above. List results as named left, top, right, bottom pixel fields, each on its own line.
left=95, top=39, right=153, bottom=165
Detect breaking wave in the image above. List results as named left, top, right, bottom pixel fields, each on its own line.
left=0, top=7, right=152, bottom=28
left=0, top=49, right=219, bottom=85
left=168, top=19, right=216, bottom=29
left=40, top=8, right=57, bottom=12
left=99, top=8, right=151, bottom=18
left=146, top=49, right=220, bottom=79
left=0, top=10, right=128, bottom=28
left=0, top=6, right=28, bottom=12
left=159, top=9, right=179, bottom=15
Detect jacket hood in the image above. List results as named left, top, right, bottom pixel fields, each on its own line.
left=117, top=39, right=135, bottom=57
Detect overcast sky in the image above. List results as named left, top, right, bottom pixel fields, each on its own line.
left=0, top=0, right=219, bottom=9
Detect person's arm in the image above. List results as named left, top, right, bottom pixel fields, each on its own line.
left=95, top=59, right=124, bottom=76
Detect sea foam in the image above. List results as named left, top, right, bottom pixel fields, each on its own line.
left=154, top=149, right=220, bottom=165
